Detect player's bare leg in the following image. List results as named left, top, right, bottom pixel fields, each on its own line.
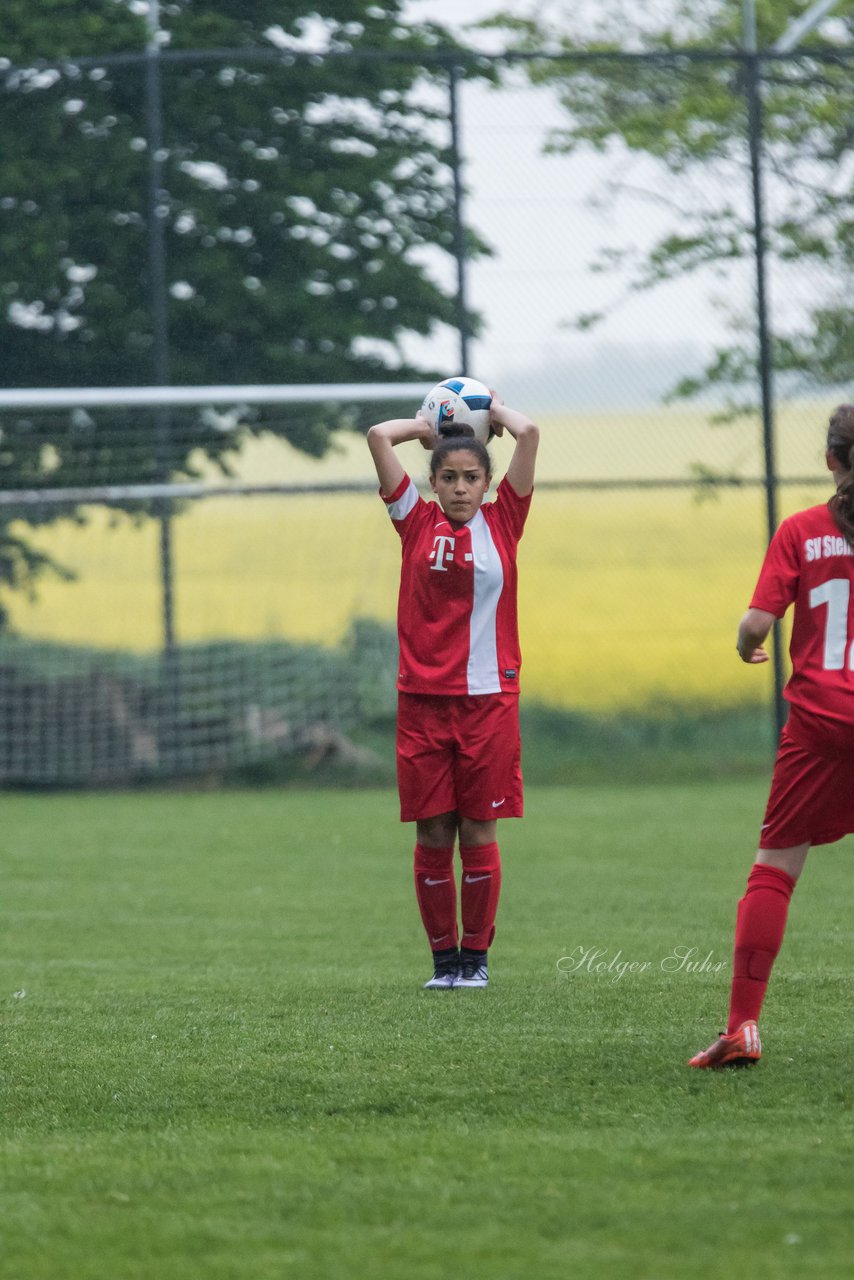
left=754, top=843, right=809, bottom=880
left=416, top=812, right=459, bottom=848
left=458, top=817, right=497, bottom=846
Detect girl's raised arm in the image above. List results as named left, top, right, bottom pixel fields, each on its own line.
left=367, top=416, right=435, bottom=496
left=490, top=400, right=539, bottom=497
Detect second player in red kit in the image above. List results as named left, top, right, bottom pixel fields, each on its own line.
left=367, top=393, right=539, bottom=990
left=689, top=404, right=854, bottom=1068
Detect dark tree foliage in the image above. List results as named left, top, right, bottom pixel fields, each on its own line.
left=0, top=1, right=484, bottom=619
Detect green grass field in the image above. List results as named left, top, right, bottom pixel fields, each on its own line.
left=3, top=785, right=851, bottom=1279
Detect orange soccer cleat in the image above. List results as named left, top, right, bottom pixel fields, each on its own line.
left=688, top=1020, right=762, bottom=1069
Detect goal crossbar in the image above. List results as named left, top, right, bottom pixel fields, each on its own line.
left=0, top=383, right=427, bottom=411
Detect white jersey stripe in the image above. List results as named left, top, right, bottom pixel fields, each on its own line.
left=386, top=478, right=419, bottom=523
left=466, top=510, right=504, bottom=694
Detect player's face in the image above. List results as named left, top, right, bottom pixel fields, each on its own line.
left=429, top=450, right=490, bottom=522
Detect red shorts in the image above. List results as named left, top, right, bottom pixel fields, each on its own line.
left=759, top=715, right=854, bottom=849
left=396, top=692, right=523, bottom=823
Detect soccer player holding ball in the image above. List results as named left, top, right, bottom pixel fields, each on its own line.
left=689, top=404, right=854, bottom=1068
left=366, top=384, right=539, bottom=990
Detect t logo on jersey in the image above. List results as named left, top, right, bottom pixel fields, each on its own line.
left=429, top=534, right=456, bottom=572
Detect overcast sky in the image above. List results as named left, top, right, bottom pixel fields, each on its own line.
left=397, top=0, right=735, bottom=407
left=399, top=1, right=854, bottom=411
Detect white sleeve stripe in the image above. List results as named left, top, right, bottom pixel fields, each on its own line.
left=387, top=479, right=419, bottom=522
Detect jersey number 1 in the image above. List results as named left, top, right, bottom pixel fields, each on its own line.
left=809, top=578, right=854, bottom=669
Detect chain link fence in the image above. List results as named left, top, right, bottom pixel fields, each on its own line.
left=0, top=40, right=849, bottom=783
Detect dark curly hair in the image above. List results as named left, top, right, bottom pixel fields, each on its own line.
left=827, top=404, right=854, bottom=549
left=430, top=435, right=492, bottom=480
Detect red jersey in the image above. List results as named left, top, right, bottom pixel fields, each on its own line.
left=750, top=503, right=854, bottom=729
left=382, top=473, right=532, bottom=696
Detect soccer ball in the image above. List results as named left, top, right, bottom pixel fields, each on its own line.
left=420, top=376, right=493, bottom=443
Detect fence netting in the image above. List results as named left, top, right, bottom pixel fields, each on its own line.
left=0, top=43, right=847, bottom=782
left=0, top=399, right=830, bottom=784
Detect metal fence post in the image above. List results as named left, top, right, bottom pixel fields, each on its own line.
left=144, top=1, right=176, bottom=655
left=447, top=62, right=471, bottom=376
left=743, top=41, right=786, bottom=746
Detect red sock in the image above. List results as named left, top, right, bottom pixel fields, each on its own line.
left=459, top=842, right=502, bottom=951
left=414, top=844, right=458, bottom=952
left=727, top=863, right=797, bottom=1034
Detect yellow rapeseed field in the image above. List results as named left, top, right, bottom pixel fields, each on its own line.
left=6, top=401, right=832, bottom=710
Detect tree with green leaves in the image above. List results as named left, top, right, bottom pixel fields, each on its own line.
left=496, top=0, right=854, bottom=412
left=0, top=0, right=483, bottom=623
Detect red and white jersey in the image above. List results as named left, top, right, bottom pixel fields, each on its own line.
left=750, top=503, right=854, bottom=727
left=382, top=473, right=532, bottom=695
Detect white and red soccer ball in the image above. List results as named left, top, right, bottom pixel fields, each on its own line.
left=420, top=376, right=493, bottom=443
